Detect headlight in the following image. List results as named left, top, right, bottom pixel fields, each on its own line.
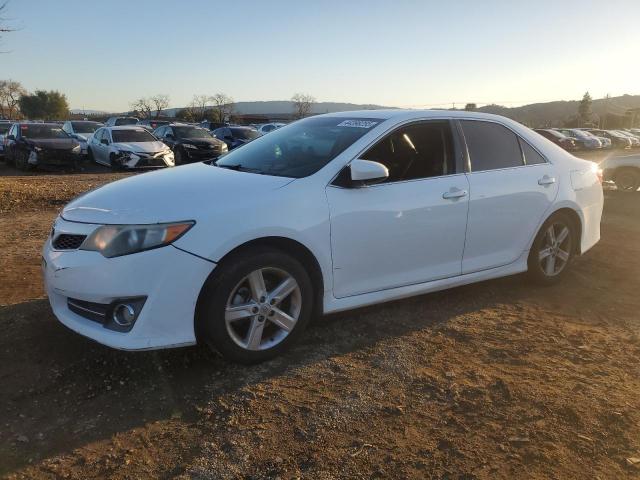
left=80, top=221, right=194, bottom=258
left=33, top=146, right=42, bottom=152
left=72, top=145, right=81, bottom=153
left=182, top=143, right=197, bottom=149
left=220, top=143, right=228, bottom=152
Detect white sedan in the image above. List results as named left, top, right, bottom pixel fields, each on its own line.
left=87, top=126, right=174, bottom=169
left=42, top=110, right=603, bottom=363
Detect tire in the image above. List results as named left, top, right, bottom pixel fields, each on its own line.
left=174, top=148, right=184, bottom=166
left=109, top=153, right=122, bottom=171
left=527, top=213, right=576, bottom=285
left=15, top=150, right=29, bottom=171
left=614, top=167, right=640, bottom=192
left=87, top=147, right=95, bottom=164
left=198, top=247, right=314, bottom=364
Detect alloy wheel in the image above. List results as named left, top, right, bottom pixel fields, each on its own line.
left=225, top=267, right=302, bottom=351
left=538, top=222, right=571, bottom=277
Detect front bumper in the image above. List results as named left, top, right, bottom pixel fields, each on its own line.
left=30, top=149, right=81, bottom=166
left=42, top=217, right=215, bottom=350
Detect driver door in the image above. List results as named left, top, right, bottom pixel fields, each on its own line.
left=326, top=120, right=470, bottom=298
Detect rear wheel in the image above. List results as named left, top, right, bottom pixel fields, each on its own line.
left=614, top=167, right=640, bottom=192
left=528, top=213, right=576, bottom=285
left=198, top=248, right=314, bottom=364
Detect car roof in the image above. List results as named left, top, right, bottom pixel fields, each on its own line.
left=106, top=126, right=151, bottom=131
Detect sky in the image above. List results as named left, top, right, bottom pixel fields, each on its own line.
left=2, top=0, right=640, bottom=112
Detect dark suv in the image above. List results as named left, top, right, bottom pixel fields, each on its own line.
left=4, top=122, right=81, bottom=170
left=155, top=123, right=228, bottom=164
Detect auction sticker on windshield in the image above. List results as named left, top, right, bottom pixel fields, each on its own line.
left=337, top=120, right=379, bottom=128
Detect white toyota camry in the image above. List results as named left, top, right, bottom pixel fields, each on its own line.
left=42, top=110, right=603, bottom=363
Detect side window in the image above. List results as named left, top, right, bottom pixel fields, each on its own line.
left=156, top=127, right=166, bottom=137
left=461, top=120, right=524, bottom=172
left=94, top=129, right=103, bottom=142
left=360, top=121, right=454, bottom=183
left=165, top=127, right=173, bottom=137
left=62, top=122, right=70, bottom=133
left=519, top=138, right=546, bottom=165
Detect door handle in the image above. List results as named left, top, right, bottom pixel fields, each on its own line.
left=538, top=175, right=556, bottom=186
left=442, top=188, right=468, bottom=200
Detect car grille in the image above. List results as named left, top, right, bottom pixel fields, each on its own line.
left=53, top=234, right=86, bottom=250
left=67, top=298, right=108, bottom=324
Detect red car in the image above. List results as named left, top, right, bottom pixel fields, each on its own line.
left=534, top=129, right=577, bottom=151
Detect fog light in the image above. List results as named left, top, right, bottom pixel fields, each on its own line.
left=113, top=303, right=136, bottom=326
left=105, top=296, right=146, bottom=332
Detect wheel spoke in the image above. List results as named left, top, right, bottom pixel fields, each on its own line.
left=557, top=248, right=570, bottom=262
left=225, top=302, right=258, bottom=322
left=545, top=255, right=556, bottom=275
left=538, top=247, right=553, bottom=261
left=269, top=307, right=296, bottom=332
left=556, top=226, right=569, bottom=245
left=267, top=277, right=298, bottom=306
left=245, top=317, right=266, bottom=350
left=247, top=269, right=267, bottom=301
left=546, top=226, right=556, bottom=245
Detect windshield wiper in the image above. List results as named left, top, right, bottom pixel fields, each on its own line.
left=213, top=161, right=266, bottom=174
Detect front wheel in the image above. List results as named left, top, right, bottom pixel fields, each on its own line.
left=174, top=148, right=184, bottom=165
left=198, top=248, right=314, bottom=364
left=527, top=213, right=576, bottom=285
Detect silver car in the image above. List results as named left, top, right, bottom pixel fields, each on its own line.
left=87, top=126, right=174, bottom=169
left=62, top=120, right=103, bottom=155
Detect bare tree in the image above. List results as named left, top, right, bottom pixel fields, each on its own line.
left=0, top=79, right=26, bottom=118
left=189, top=94, right=212, bottom=121
left=291, top=93, right=315, bottom=119
left=130, top=97, right=153, bottom=119
left=151, top=94, right=170, bottom=117
left=211, top=93, right=234, bottom=123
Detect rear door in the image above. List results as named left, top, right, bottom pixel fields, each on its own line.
left=460, top=120, right=558, bottom=273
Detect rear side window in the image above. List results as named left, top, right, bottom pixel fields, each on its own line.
left=461, top=120, right=523, bottom=172
left=361, top=121, right=454, bottom=182
left=519, top=138, right=546, bottom=165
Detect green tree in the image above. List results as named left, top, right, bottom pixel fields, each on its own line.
left=578, top=91, right=593, bottom=125
left=18, top=90, right=69, bottom=120
left=464, top=103, right=477, bottom=111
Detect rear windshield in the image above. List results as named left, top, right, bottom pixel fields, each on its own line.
left=71, top=121, right=101, bottom=134
left=112, top=129, right=156, bottom=143
left=20, top=124, right=69, bottom=139
left=114, top=118, right=139, bottom=126
left=215, top=116, right=382, bottom=178
left=230, top=128, right=260, bottom=140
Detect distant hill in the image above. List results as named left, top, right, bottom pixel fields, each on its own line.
left=475, top=94, right=640, bottom=127
left=161, top=100, right=393, bottom=118
left=73, top=95, right=640, bottom=127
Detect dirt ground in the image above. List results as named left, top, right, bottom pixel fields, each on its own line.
left=1, top=153, right=640, bottom=479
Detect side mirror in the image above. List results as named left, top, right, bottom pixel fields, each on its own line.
left=100, top=138, right=109, bottom=145
left=350, top=159, right=389, bottom=185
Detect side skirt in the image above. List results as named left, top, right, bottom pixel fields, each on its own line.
left=322, top=253, right=528, bottom=315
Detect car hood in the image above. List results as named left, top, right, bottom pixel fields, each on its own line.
left=61, top=162, right=295, bottom=224
left=26, top=138, right=79, bottom=150
left=112, top=141, right=167, bottom=153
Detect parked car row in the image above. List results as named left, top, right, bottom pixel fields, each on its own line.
left=534, top=127, right=640, bottom=151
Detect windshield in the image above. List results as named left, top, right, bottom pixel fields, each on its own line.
left=71, top=121, right=101, bottom=134
left=114, top=118, right=138, bottom=126
left=230, top=128, right=260, bottom=140
left=20, top=124, right=69, bottom=139
left=174, top=126, right=213, bottom=139
left=112, top=129, right=157, bottom=143
left=216, top=116, right=383, bottom=178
